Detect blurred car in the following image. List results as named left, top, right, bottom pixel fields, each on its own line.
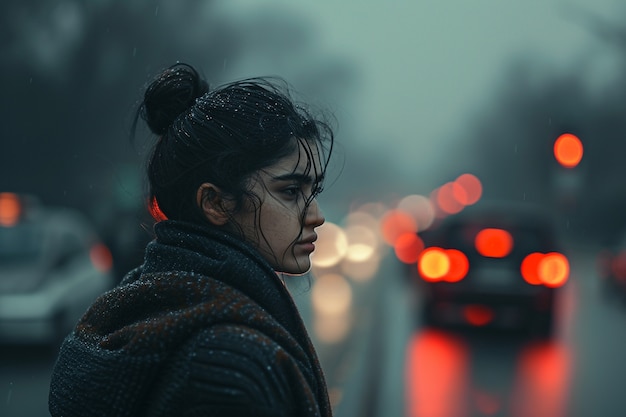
left=0, top=192, right=115, bottom=346
left=413, top=201, right=569, bottom=337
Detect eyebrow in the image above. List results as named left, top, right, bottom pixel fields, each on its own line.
left=270, top=172, right=324, bottom=184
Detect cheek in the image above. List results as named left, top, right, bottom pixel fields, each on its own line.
left=260, top=208, right=300, bottom=243
left=231, top=206, right=262, bottom=245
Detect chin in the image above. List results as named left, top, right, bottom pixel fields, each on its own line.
left=277, top=261, right=311, bottom=276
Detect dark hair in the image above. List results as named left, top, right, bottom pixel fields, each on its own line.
left=134, top=63, right=334, bottom=234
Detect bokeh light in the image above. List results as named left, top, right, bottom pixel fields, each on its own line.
left=475, top=228, right=514, bottom=258
left=311, top=272, right=353, bottom=344
left=340, top=251, right=381, bottom=282
left=554, top=133, right=583, bottom=168
left=397, top=194, right=436, bottom=231
left=311, top=222, right=348, bottom=268
left=89, top=243, right=113, bottom=272
left=463, top=304, right=494, bottom=326
left=443, top=249, right=469, bottom=283
left=344, top=224, right=378, bottom=262
left=394, top=232, right=424, bottom=264
left=0, top=193, right=22, bottom=226
left=521, top=252, right=545, bottom=285
left=521, top=252, right=569, bottom=287
left=380, top=209, right=418, bottom=246
left=314, top=312, right=351, bottom=344
left=454, top=173, right=482, bottom=206
left=435, top=182, right=465, bottom=215
left=538, top=252, right=569, bottom=287
left=344, top=208, right=380, bottom=229
left=418, top=247, right=451, bottom=281
left=311, top=272, right=353, bottom=316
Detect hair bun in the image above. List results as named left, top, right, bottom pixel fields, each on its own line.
left=140, top=63, right=209, bottom=135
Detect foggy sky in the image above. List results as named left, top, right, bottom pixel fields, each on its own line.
left=222, top=0, right=623, bottom=190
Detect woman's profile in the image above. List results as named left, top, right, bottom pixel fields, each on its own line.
left=48, top=63, right=335, bottom=417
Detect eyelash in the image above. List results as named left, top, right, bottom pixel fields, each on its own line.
left=282, top=186, right=301, bottom=198
left=281, top=182, right=323, bottom=200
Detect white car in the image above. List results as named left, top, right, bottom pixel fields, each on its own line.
left=0, top=193, right=115, bottom=346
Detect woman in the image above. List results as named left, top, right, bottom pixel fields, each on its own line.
left=49, top=63, right=335, bottom=417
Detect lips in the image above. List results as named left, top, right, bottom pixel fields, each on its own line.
left=299, top=234, right=318, bottom=245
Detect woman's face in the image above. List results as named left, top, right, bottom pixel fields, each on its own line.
left=233, top=141, right=326, bottom=274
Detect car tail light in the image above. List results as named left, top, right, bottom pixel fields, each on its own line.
left=474, top=228, right=513, bottom=258
left=418, top=248, right=449, bottom=281
left=90, top=243, right=113, bottom=272
left=521, top=253, right=544, bottom=285
left=0, top=192, right=22, bottom=227
left=521, top=252, right=569, bottom=288
left=539, top=253, right=569, bottom=287
left=445, top=249, right=469, bottom=282
left=418, top=247, right=469, bottom=282
left=463, top=304, right=494, bottom=326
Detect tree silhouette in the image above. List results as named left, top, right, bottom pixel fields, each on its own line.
left=0, top=1, right=357, bottom=220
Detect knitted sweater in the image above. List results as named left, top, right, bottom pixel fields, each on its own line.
left=48, top=220, right=331, bottom=417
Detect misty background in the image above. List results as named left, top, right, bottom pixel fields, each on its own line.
left=2, top=0, right=626, bottom=246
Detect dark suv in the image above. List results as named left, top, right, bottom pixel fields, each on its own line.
left=413, top=202, right=568, bottom=337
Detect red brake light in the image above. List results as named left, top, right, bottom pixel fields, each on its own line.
left=418, top=247, right=450, bottom=281
left=521, top=252, right=544, bottom=285
left=539, top=252, right=570, bottom=287
left=0, top=193, right=21, bottom=227
left=444, top=249, right=469, bottom=282
left=90, top=243, right=113, bottom=273
left=475, top=228, right=513, bottom=258
left=521, top=252, right=569, bottom=287
left=463, top=304, right=494, bottom=326
left=418, top=247, right=469, bottom=282
left=554, top=133, right=583, bottom=168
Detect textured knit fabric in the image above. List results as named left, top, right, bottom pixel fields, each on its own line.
left=48, top=220, right=331, bottom=417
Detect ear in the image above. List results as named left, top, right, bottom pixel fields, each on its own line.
left=196, top=183, right=230, bottom=226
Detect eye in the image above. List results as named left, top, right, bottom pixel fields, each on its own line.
left=281, top=185, right=301, bottom=198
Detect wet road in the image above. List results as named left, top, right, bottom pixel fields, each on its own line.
left=323, top=243, right=626, bottom=417
left=2, top=244, right=626, bottom=417
left=1, top=344, right=56, bottom=417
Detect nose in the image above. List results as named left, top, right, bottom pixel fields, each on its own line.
left=306, top=198, right=325, bottom=228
